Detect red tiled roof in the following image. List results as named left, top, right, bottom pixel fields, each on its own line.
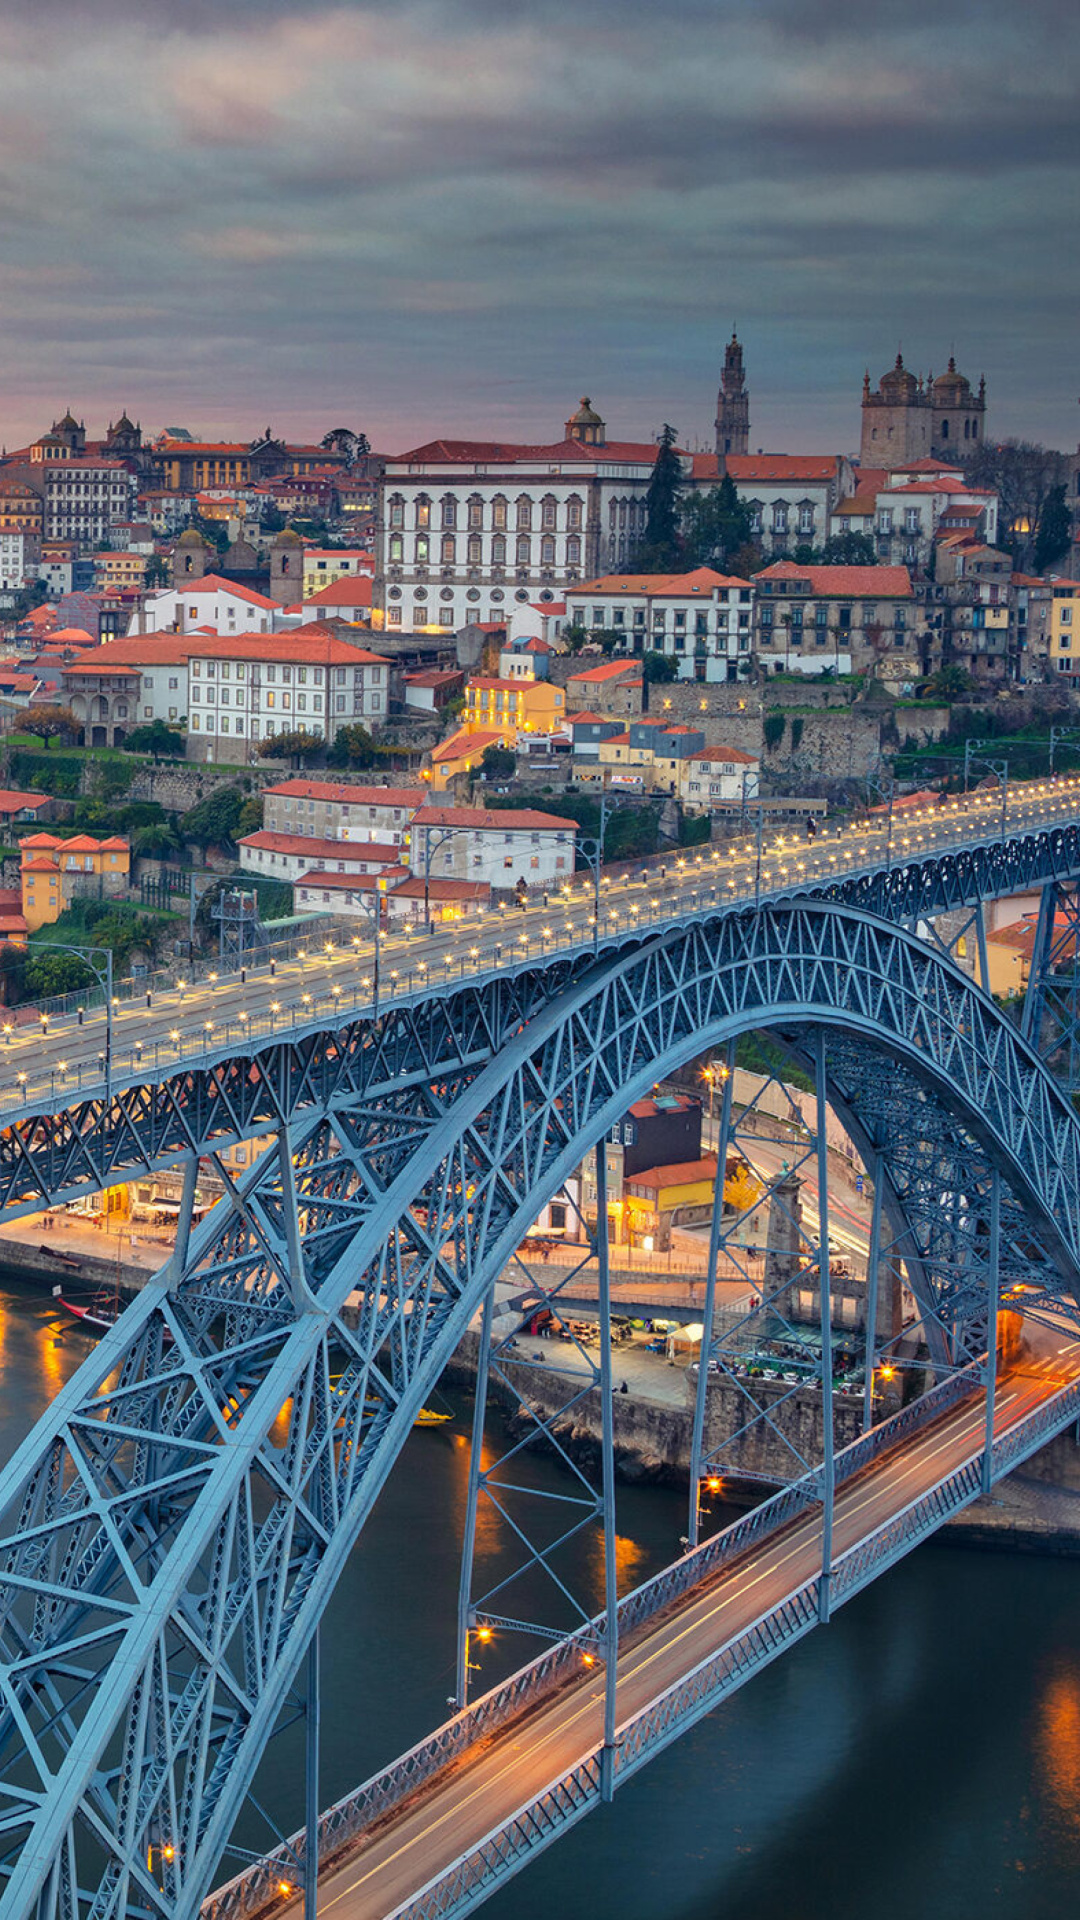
left=21, top=855, right=60, bottom=873
left=753, top=560, right=913, bottom=597
left=303, top=577, right=373, bottom=609
left=429, top=728, right=504, bottom=763
left=294, top=867, right=410, bottom=892
left=63, top=636, right=194, bottom=672
left=241, top=830, right=401, bottom=861
left=572, top=567, right=747, bottom=595
left=393, top=437, right=677, bottom=466
left=185, top=626, right=389, bottom=666
left=168, top=574, right=282, bottom=610
left=264, top=780, right=425, bottom=808
left=567, top=661, right=641, bottom=683
left=569, top=710, right=620, bottom=726
left=688, top=745, right=760, bottom=765
left=413, top=805, right=577, bottom=831
left=628, top=1155, right=719, bottom=1192
left=0, top=790, right=45, bottom=812
left=724, top=455, right=843, bottom=482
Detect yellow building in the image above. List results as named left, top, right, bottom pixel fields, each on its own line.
left=425, top=728, right=505, bottom=792
left=464, top=677, right=565, bottom=742
left=1051, top=581, right=1080, bottom=673
left=623, top=1155, right=718, bottom=1252
left=94, top=551, right=148, bottom=591
left=20, top=834, right=131, bottom=932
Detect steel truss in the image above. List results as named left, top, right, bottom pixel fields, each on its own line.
left=4, top=813, right=1080, bottom=1220
left=0, top=904, right=1079, bottom=1920
left=1023, top=878, right=1080, bottom=1096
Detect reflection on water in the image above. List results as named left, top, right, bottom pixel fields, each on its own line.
left=0, top=1282, right=1078, bottom=1919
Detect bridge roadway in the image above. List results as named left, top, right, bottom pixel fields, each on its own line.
left=4, top=778, right=1079, bottom=1120
left=271, top=1336, right=1075, bottom=1920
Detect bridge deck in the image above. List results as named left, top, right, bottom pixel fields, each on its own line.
left=285, top=1343, right=1076, bottom=1920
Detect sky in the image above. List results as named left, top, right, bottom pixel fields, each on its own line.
left=0, top=0, right=1077, bottom=457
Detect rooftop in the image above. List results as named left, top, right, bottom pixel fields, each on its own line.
left=264, top=779, right=426, bottom=808
left=412, top=805, right=577, bottom=831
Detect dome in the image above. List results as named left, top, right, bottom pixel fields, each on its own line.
left=273, top=526, right=304, bottom=546
left=175, top=527, right=206, bottom=547
left=879, top=354, right=919, bottom=400
left=111, top=412, right=137, bottom=434
left=931, top=356, right=973, bottom=403
left=54, top=411, right=81, bottom=433
left=568, top=397, right=603, bottom=428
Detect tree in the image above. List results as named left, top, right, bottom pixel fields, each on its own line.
left=132, top=820, right=182, bottom=859
left=25, top=705, right=79, bottom=746
left=320, top=428, right=370, bottom=468
left=921, top=664, right=973, bottom=701
left=124, top=719, right=185, bottom=760
left=179, top=786, right=247, bottom=850
left=238, top=795, right=264, bottom=835
left=257, top=729, right=323, bottom=764
left=820, top=532, right=877, bottom=566
left=327, top=723, right=379, bottom=768
left=635, top=424, right=683, bottom=569
left=642, top=650, right=677, bottom=684
left=679, top=475, right=752, bottom=571
left=190, top=514, right=230, bottom=555
left=1034, top=484, right=1072, bottom=573
left=143, top=556, right=169, bottom=589
left=24, top=951, right=93, bottom=998
left=480, top=743, right=516, bottom=781
left=963, top=440, right=1066, bottom=568
left=562, top=623, right=590, bottom=653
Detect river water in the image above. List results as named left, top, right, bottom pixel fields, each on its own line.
left=10, top=1280, right=1080, bottom=1920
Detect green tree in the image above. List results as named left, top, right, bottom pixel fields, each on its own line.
left=679, top=475, right=752, bottom=571
left=327, top=723, right=379, bottom=768
left=921, top=664, right=973, bottom=701
left=763, top=713, right=786, bottom=751
left=24, top=951, right=93, bottom=998
left=820, top=532, right=878, bottom=566
left=133, top=820, right=182, bottom=859
left=257, top=729, right=323, bottom=764
left=635, top=424, right=683, bottom=568
left=238, top=795, right=264, bottom=835
left=562, top=623, right=590, bottom=653
left=642, top=650, right=678, bottom=684
left=1034, top=484, right=1072, bottom=573
left=124, top=719, right=185, bottom=759
left=144, top=556, right=169, bottom=589
left=179, top=786, right=247, bottom=850
left=480, top=743, right=516, bottom=781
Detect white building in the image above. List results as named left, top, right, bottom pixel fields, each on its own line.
left=564, top=568, right=753, bottom=682
left=301, top=550, right=374, bottom=595
left=376, top=400, right=680, bottom=635
left=678, top=745, right=761, bottom=811
left=292, top=870, right=490, bottom=925
left=691, top=453, right=855, bottom=558
left=131, top=575, right=282, bottom=636
left=42, top=460, right=138, bottom=545
left=186, top=625, right=391, bottom=764
left=408, top=805, right=577, bottom=892
left=262, top=779, right=425, bottom=844
left=62, top=635, right=192, bottom=739
left=831, top=461, right=999, bottom=570
left=0, top=533, right=28, bottom=592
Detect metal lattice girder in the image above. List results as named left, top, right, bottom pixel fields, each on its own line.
left=5, top=811, right=1080, bottom=1216
left=1, top=902, right=1080, bottom=1920
left=1022, top=879, right=1080, bottom=1095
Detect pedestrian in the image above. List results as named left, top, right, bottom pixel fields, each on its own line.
left=620, top=1380, right=629, bottom=1394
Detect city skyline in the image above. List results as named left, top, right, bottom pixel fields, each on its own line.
left=0, top=0, right=1075, bottom=453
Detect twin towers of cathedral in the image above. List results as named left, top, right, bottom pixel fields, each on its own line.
left=713, top=337, right=987, bottom=465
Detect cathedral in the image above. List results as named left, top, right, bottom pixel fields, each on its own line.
left=860, top=354, right=986, bottom=465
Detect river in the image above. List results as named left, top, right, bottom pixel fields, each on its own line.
left=9, top=1279, right=1080, bottom=1920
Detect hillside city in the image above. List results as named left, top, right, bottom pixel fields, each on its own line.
left=0, top=340, right=1075, bottom=1021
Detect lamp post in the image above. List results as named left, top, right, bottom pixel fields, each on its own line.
left=575, top=790, right=608, bottom=953
left=964, top=738, right=1009, bottom=839
left=51, top=942, right=114, bottom=1098
left=419, top=824, right=483, bottom=932
left=350, top=896, right=382, bottom=1016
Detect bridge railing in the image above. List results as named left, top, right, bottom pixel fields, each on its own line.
left=201, top=1360, right=980, bottom=1920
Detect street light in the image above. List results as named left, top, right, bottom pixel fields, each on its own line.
left=43, top=941, right=114, bottom=1098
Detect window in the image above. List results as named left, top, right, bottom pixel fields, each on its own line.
left=798, top=504, right=814, bottom=534
left=491, top=534, right=506, bottom=565
left=389, top=534, right=403, bottom=562
left=467, top=533, right=482, bottom=565
left=516, top=536, right=531, bottom=566
left=467, top=495, right=483, bottom=529
left=515, top=496, right=532, bottom=531
left=492, top=495, right=507, bottom=530
left=567, top=496, right=583, bottom=531
left=566, top=535, right=581, bottom=565
left=772, top=503, right=788, bottom=534
left=441, top=535, right=456, bottom=564
left=540, top=535, right=555, bottom=565
left=441, top=495, right=457, bottom=529
left=415, top=495, right=431, bottom=529
left=416, top=534, right=429, bottom=563
left=541, top=495, right=557, bottom=530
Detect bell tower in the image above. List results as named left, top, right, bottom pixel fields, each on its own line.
left=715, top=331, right=750, bottom=461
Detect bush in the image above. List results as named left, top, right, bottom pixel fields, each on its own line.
left=790, top=716, right=805, bottom=753
left=678, top=812, right=711, bottom=848
left=763, top=713, right=786, bottom=751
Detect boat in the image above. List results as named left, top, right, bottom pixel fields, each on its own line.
left=52, top=1285, right=121, bottom=1334
left=415, top=1408, right=453, bottom=1427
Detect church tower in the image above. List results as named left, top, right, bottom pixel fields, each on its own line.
left=715, top=332, right=750, bottom=460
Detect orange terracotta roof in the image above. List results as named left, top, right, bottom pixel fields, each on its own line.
left=688, top=745, right=759, bottom=765
left=21, top=855, right=59, bottom=874
left=567, top=661, right=641, bottom=683
left=628, top=1155, right=719, bottom=1192
left=573, top=567, right=747, bottom=596
left=753, top=561, right=913, bottom=597
left=63, top=637, right=193, bottom=672
left=302, top=577, right=373, bottom=609
left=264, top=779, right=425, bottom=807
left=241, top=830, right=402, bottom=861
left=413, top=805, right=577, bottom=831
left=724, top=454, right=842, bottom=482
left=186, top=627, right=389, bottom=666
left=429, top=728, right=504, bottom=763
left=0, top=789, right=45, bottom=812
left=170, top=574, right=282, bottom=610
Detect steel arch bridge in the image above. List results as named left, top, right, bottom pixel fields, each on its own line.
left=0, top=897, right=1080, bottom=1920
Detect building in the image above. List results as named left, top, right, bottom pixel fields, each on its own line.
left=831, top=469, right=999, bottom=572
left=292, top=870, right=490, bottom=926
left=238, top=831, right=404, bottom=884
left=715, top=332, right=750, bottom=458
left=300, top=577, right=373, bottom=624
left=261, top=780, right=424, bottom=843
left=19, top=833, right=130, bottom=931
left=402, top=668, right=465, bottom=712
left=0, top=479, right=43, bottom=539
left=860, top=354, right=987, bottom=465
left=0, top=789, right=53, bottom=826
left=186, top=627, right=390, bottom=763
left=933, top=539, right=1015, bottom=683
left=41, top=460, right=138, bottom=544
left=408, top=805, right=576, bottom=892
left=301, top=550, right=373, bottom=595
left=1012, top=575, right=1054, bottom=681
left=679, top=744, right=761, bottom=811
left=93, top=552, right=148, bottom=593
left=567, top=711, right=626, bottom=761
left=62, top=635, right=192, bottom=742
left=594, top=719, right=706, bottom=793
left=694, top=453, right=856, bottom=558
left=564, top=568, right=753, bottom=681
left=1049, top=580, right=1080, bottom=683
left=564, top=659, right=643, bottom=717
left=498, top=635, right=554, bottom=682
left=157, top=443, right=253, bottom=491
left=376, top=400, right=681, bottom=633
left=425, top=727, right=505, bottom=790
left=0, top=533, right=29, bottom=592
left=752, top=560, right=916, bottom=677
left=623, top=1156, right=719, bottom=1251
left=133, top=574, right=281, bottom=635
left=463, top=676, right=566, bottom=742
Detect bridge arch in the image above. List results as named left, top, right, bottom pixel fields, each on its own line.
left=3, top=901, right=1080, bottom=1920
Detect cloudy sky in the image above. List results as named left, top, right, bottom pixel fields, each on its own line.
left=0, top=0, right=1076, bottom=455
